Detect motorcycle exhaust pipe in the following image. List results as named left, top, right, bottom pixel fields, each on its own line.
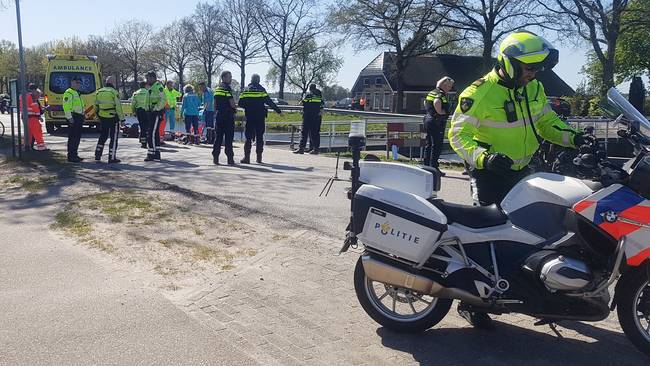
left=362, top=255, right=485, bottom=306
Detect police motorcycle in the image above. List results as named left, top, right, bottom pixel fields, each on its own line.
left=339, top=88, right=650, bottom=357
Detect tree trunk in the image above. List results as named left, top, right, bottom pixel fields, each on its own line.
left=177, top=66, right=185, bottom=90
left=240, top=53, right=247, bottom=88
left=278, top=67, right=286, bottom=99
left=601, top=57, right=615, bottom=96
left=395, top=58, right=404, bottom=114
left=482, top=37, right=494, bottom=73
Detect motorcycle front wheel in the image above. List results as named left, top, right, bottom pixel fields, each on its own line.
left=353, top=255, right=452, bottom=332
left=617, top=263, right=650, bottom=357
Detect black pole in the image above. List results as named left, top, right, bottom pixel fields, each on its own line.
left=15, top=0, right=30, bottom=152
left=10, top=106, right=16, bottom=158
left=16, top=101, right=22, bottom=159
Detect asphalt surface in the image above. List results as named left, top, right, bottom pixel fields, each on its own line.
left=0, top=193, right=257, bottom=365
left=1, top=115, right=472, bottom=239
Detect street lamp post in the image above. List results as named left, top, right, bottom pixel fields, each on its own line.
left=15, top=0, right=30, bottom=153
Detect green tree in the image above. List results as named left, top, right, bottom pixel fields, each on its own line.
left=0, top=40, right=18, bottom=93
left=266, top=40, right=343, bottom=95
left=616, top=0, right=650, bottom=80
left=329, top=0, right=465, bottom=112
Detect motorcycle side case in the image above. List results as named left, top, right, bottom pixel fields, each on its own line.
left=359, top=161, right=439, bottom=199
left=353, top=184, right=447, bottom=263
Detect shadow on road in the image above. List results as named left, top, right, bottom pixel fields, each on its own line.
left=377, top=320, right=645, bottom=365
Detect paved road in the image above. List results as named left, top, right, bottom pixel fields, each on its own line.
left=1, top=114, right=647, bottom=365
left=0, top=194, right=257, bottom=366
left=0, top=114, right=472, bottom=239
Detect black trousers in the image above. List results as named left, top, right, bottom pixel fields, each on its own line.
left=468, top=166, right=532, bottom=206
left=67, top=113, right=84, bottom=159
left=213, top=119, right=235, bottom=159
left=146, top=111, right=161, bottom=157
left=424, top=117, right=445, bottom=167
left=299, top=115, right=321, bottom=150
left=95, top=116, right=119, bottom=160
left=244, top=117, right=265, bottom=156
left=136, top=108, right=148, bottom=145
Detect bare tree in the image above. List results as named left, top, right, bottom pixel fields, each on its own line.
left=221, top=0, right=266, bottom=86
left=153, top=20, right=194, bottom=87
left=540, top=0, right=642, bottom=95
left=441, top=0, right=548, bottom=71
left=85, top=35, right=132, bottom=96
left=268, top=40, right=343, bottom=94
left=186, top=2, right=225, bottom=87
left=254, top=0, right=323, bottom=99
left=329, top=0, right=465, bottom=113
left=110, top=19, right=154, bottom=89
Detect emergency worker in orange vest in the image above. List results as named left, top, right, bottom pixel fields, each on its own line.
left=20, top=83, right=48, bottom=151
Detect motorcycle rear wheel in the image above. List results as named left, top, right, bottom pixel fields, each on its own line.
left=353, top=255, right=452, bottom=332
left=617, top=264, right=650, bottom=357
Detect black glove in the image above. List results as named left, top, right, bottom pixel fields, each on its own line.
left=573, top=132, right=586, bottom=147
left=484, top=153, right=514, bottom=173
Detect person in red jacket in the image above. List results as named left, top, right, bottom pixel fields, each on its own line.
left=19, top=83, right=47, bottom=151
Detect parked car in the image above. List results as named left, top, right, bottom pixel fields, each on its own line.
left=334, top=97, right=352, bottom=109
left=271, top=98, right=289, bottom=106
left=548, top=96, right=571, bottom=118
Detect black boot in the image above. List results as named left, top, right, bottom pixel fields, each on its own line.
left=154, top=151, right=161, bottom=161
left=144, top=154, right=155, bottom=162
left=213, top=154, right=219, bottom=165
left=256, top=153, right=262, bottom=164
left=227, top=157, right=235, bottom=166
left=241, top=145, right=251, bottom=164
left=293, top=148, right=304, bottom=154
left=457, top=302, right=494, bottom=330
left=95, top=145, right=104, bottom=161
left=108, top=158, right=121, bottom=164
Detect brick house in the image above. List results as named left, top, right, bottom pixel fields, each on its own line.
left=351, top=52, right=575, bottom=114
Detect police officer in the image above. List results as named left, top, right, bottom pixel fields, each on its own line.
left=294, top=84, right=324, bottom=154
left=164, top=80, right=182, bottom=133
left=423, top=76, right=454, bottom=175
left=238, top=74, right=281, bottom=164
left=449, top=31, right=583, bottom=207
left=94, top=76, right=125, bottom=163
left=212, top=71, right=237, bottom=165
left=63, top=77, right=85, bottom=163
left=131, top=81, right=149, bottom=148
left=448, top=31, right=583, bottom=329
left=145, top=71, right=166, bottom=161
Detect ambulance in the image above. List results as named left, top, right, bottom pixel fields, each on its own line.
left=43, top=54, right=102, bottom=133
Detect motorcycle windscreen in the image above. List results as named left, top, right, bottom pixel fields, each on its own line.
left=607, top=87, right=650, bottom=138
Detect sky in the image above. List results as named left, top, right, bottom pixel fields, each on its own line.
left=0, top=0, right=592, bottom=92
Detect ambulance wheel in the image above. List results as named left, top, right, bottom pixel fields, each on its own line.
left=354, top=255, right=451, bottom=333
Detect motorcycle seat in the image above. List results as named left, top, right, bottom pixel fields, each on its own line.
left=429, top=200, right=508, bottom=229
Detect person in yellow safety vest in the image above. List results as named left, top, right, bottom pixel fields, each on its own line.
left=164, top=81, right=181, bottom=133
left=131, top=81, right=150, bottom=148
left=62, top=77, right=85, bottom=163
left=449, top=30, right=585, bottom=208
left=144, top=71, right=166, bottom=162
left=423, top=76, right=454, bottom=175
left=449, top=30, right=586, bottom=331
left=94, top=76, right=125, bottom=163
left=20, top=83, right=48, bottom=151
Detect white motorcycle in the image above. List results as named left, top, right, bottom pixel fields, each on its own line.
left=340, top=88, right=650, bottom=357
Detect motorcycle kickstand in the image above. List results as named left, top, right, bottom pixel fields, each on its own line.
left=534, top=319, right=564, bottom=339
left=548, top=323, right=563, bottom=339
